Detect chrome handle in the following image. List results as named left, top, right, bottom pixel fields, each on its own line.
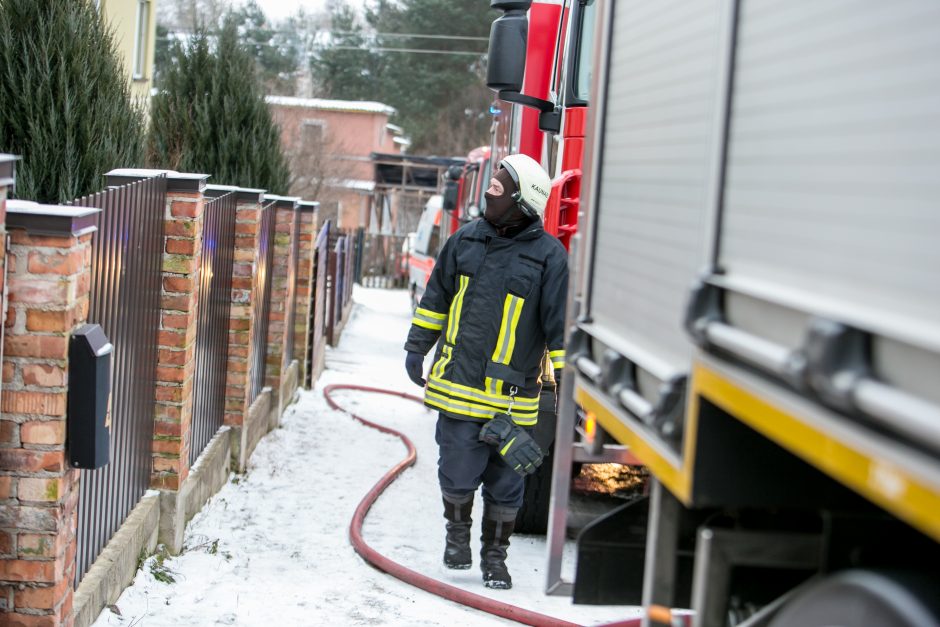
left=704, top=321, right=803, bottom=383
left=575, top=354, right=603, bottom=384
left=853, top=379, right=940, bottom=452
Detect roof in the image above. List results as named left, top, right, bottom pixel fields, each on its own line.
left=371, top=152, right=465, bottom=191
left=265, top=96, right=396, bottom=117
left=326, top=179, right=376, bottom=193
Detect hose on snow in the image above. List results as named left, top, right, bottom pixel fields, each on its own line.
left=324, top=383, right=646, bottom=627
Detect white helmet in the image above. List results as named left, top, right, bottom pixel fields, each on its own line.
left=499, top=154, right=551, bottom=219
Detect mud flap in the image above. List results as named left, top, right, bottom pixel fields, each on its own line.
left=574, top=497, right=651, bottom=605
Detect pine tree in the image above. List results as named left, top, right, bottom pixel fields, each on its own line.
left=149, top=16, right=290, bottom=194
left=0, top=0, right=145, bottom=203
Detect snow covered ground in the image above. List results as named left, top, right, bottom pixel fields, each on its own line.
left=93, top=287, right=643, bottom=626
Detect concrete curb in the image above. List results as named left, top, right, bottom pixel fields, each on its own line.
left=278, top=360, right=300, bottom=420
left=235, top=389, right=272, bottom=473
left=159, top=426, right=233, bottom=554
left=73, top=492, right=160, bottom=627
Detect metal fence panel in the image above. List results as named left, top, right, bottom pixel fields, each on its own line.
left=283, top=209, right=301, bottom=366
left=304, top=223, right=330, bottom=388
left=360, top=233, right=407, bottom=289
left=249, top=201, right=277, bottom=404
left=73, top=175, right=166, bottom=585
left=189, top=192, right=237, bottom=466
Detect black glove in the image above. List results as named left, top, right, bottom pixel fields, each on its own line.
left=479, top=413, right=544, bottom=476
left=554, top=369, right=563, bottom=391
left=405, top=352, right=426, bottom=387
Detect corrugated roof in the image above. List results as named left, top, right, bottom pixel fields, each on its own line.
left=265, top=96, right=396, bottom=116
left=327, top=179, right=376, bottom=192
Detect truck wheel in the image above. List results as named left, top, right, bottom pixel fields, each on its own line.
left=515, top=444, right=553, bottom=534
left=770, top=570, right=940, bottom=627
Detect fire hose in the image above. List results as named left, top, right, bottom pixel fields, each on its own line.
left=324, top=383, right=650, bottom=627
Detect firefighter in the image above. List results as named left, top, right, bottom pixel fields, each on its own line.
left=403, top=154, right=567, bottom=590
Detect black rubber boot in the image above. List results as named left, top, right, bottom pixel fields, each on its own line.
left=480, top=503, right=518, bottom=589
left=442, top=493, right=473, bottom=570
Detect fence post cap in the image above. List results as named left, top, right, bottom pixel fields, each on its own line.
left=165, top=172, right=210, bottom=193
left=263, top=194, right=301, bottom=210
left=6, top=199, right=101, bottom=237
left=104, top=168, right=173, bottom=187
left=205, top=184, right=266, bottom=203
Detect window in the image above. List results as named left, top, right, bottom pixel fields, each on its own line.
left=132, top=0, right=150, bottom=79
left=573, top=0, right=598, bottom=102
left=301, top=120, right=326, bottom=150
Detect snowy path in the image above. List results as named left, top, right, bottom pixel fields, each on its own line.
left=93, top=287, right=642, bottom=626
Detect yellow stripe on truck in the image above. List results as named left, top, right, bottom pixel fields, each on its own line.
left=575, top=381, right=693, bottom=503
left=692, top=362, right=940, bottom=544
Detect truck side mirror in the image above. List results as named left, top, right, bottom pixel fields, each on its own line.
left=442, top=180, right=459, bottom=212
left=486, top=2, right=531, bottom=92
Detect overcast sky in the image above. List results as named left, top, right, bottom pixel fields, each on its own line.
left=252, top=0, right=365, bottom=22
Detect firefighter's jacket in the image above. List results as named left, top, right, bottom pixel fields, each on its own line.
left=405, top=218, right=568, bottom=426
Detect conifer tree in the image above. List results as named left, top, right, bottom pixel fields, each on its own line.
left=0, top=0, right=145, bottom=203
left=149, top=16, right=290, bottom=194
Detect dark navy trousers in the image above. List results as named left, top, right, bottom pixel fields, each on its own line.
left=435, top=413, right=525, bottom=508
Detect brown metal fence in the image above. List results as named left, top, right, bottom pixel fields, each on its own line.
left=72, top=175, right=167, bottom=585
left=249, top=199, right=277, bottom=404
left=304, top=222, right=330, bottom=388
left=189, top=190, right=237, bottom=466
left=283, top=209, right=301, bottom=366
left=359, top=232, right=407, bottom=289
left=325, top=232, right=356, bottom=345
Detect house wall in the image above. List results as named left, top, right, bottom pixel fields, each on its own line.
left=99, top=0, right=158, bottom=104
left=269, top=101, right=404, bottom=232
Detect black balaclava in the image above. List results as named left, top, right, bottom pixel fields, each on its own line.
left=483, top=168, right=528, bottom=230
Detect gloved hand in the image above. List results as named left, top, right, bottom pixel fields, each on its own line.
left=479, top=413, right=544, bottom=476
left=405, top=352, right=426, bottom=387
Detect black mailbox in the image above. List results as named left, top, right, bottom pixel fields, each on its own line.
left=68, top=324, right=112, bottom=469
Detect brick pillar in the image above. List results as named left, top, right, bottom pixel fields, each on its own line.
left=294, top=201, right=319, bottom=388
left=148, top=174, right=209, bottom=495
left=1, top=198, right=100, bottom=626
left=223, top=188, right=265, bottom=430
left=261, top=195, right=300, bottom=423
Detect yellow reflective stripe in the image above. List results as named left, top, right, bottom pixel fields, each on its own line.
left=504, top=297, right=524, bottom=362
left=427, top=372, right=539, bottom=404
left=492, top=294, right=524, bottom=364
left=485, top=377, right=502, bottom=397
left=416, top=307, right=446, bottom=320
left=492, top=296, right=513, bottom=362
left=551, top=358, right=566, bottom=369
left=500, top=437, right=517, bottom=456
left=446, top=275, right=470, bottom=344
left=427, top=376, right=539, bottom=410
left=413, top=308, right=446, bottom=330
left=549, top=350, right=565, bottom=359
left=424, top=389, right=539, bottom=422
left=412, top=317, right=443, bottom=331
left=431, top=345, right=452, bottom=379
